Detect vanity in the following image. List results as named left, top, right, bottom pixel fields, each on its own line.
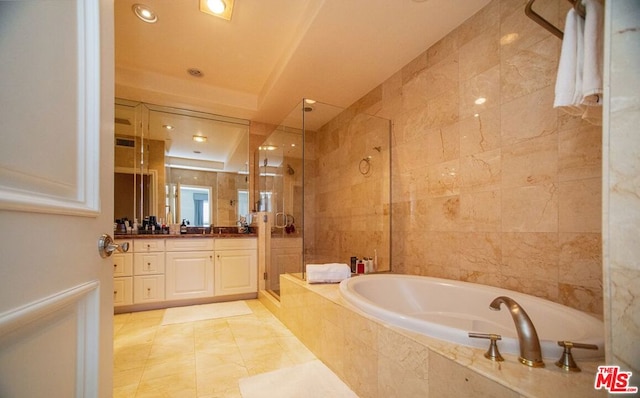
left=112, top=100, right=257, bottom=313
left=113, top=234, right=257, bottom=313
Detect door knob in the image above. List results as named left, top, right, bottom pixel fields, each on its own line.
left=98, top=234, right=130, bottom=258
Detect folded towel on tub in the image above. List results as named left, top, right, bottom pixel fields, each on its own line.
left=306, top=263, right=351, bottom=284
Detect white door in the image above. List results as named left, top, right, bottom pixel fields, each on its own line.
left=0, top=1, right=114, bottom=397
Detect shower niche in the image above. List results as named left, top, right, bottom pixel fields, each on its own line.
left=256, top=99, right=391, bottom=299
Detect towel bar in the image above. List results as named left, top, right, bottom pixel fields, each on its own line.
left=525, top=0, right=586, bottom=39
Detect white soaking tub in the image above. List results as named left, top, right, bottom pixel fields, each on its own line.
left=339, top=274, right=604, bottom=360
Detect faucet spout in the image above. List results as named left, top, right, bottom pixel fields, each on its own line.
left=489, top=296, right=544, bottom=367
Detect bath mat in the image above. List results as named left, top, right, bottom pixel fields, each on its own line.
left=161, top=301, right=252, bottom=325
left=239, top=360, right=358, bottom=398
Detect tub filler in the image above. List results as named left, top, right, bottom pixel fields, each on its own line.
left=339, top=274, right=604, bottom=361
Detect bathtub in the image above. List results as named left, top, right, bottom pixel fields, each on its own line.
left=339, top=274, right=604, bottom=360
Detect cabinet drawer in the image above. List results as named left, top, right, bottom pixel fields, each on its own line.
left=213, top=238, right=257, bottom=251
left=134, top=275, right=165, bottom=303
left=133, top=239, right=165, bottom=252
left=134, top=252, right=165, bottom=275
left=165, top=238, right=214, bottom=252
left=113, top=277, right=133, bottom=306
left=113, top=252, right=133, bottom=277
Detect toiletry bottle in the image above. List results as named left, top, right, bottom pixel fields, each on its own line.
left=356, top=259, right=365, bottom=274
left=180, top=219, right=187, bottom=234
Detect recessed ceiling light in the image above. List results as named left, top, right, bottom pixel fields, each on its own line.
left=193, top=135, right=207, bottom=143
left=163, top=124, right=174, bottom=130
left=199, top=0, right=234, bottom=21
left=304, top=99, right=316, bottom=104
left=132, top=4, right=158, bottom=23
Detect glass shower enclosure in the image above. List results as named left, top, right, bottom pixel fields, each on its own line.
left=257, top=99, right=392, bottom=299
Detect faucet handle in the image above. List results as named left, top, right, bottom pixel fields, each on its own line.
left=469, top=332, right=504, bottom=362
left=555, top=341, right=598, bottom=372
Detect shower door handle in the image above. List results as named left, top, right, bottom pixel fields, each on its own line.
left=275, top=212, right=287, bottom=228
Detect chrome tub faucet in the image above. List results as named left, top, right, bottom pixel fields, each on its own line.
left=489, top=296, right=545, bottom=367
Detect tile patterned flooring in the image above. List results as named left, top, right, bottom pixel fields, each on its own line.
left=113, top=300, right=317, bottom=397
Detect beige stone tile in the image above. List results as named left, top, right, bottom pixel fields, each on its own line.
left=427, top=196, right=461, bottom=232
left=500, top=35, right=559, bottom=104
left=423, top=232, right=460, bottom=270
left=459, top=65, right=500, bottom=120
left=401, top=50, right=429, bottom=85
left=428, top=352, right=519, bottom=398
left=136, top=372, right=197, bottom=398
left=114, top=323, right=158, bottom=348
left=424, top=52, right=459, bottom=101
left=459, top=22, right=500, bottom=81
left=501, top=86, right=557, bottom=147
left=112, top=383, right=138, bottom=398
left=458, top=0, right=500, bottom=46
left=458, top=232, right=501, bottom=274
left=501, top=232, right=559, bottom=283
left=141, top=356, right=196, bottom=382
left=559, top=233, right=602, bottom=289
left=426, top=89, right=460, bottom=130
left=558, top=124, right=602, bottom=181
left=427, top=29, right=459, bottom=67
left=459, top=108, right=501, bottom=156
left=428, top=160, right=460, bottom=197
left=343, top=334, right=379, bottom=398
left=377, top=332, right=429, bottom=397
left=501, top=133, right=558, bottom=188
left=113, top=366, right=144, bottom=389
left=425, top=123, right=460, bottom=165
left=460, top=191, right=501, bottom=232
left=500, top=0, right=558, bottom=60
left=558, top=178, right=602, bottom=233
left=502, top=184, right=558, bottom=232
left=558, top=283, right=603, bottom=315
left=460, top=149, right=501, bottom=193
left=113, top=342, right=152, bottom=372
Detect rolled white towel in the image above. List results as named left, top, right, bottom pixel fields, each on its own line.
left=306, top=263, right=351, bottom=284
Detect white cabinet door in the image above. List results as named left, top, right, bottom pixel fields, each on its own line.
left=133, top=252, right=166, bottom=275
left=113, top=251, right=133, bottom=277
left=165, top=251, right=214, bottom=300
left=214, top=250, right=258, bottom=296
left=114, top=277, right=133, bottom=306
left=134, top=275, right=165, bottom=303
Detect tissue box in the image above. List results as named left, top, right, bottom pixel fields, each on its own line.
left=306, top=263, right=351, bottom=284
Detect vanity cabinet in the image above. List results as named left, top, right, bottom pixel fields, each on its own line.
left=214, top=238, right=258, bottom=296
left=165, top=239, right=214, bottom=301
left=113, top=236, right=257, bottom=312
left=133, top=239, right=165, bottom=303
left=113, top=239, right=133, bottom=306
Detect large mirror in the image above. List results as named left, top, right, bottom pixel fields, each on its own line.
left=114, top=99, right=250, bottom=228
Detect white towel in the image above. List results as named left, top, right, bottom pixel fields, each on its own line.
left=553, top=0, right=604, bottom=125
left=554, top=8, right=584, bottom=114
left=306, top=263, right=351, bottom=284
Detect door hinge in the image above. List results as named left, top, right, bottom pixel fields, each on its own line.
left=263, top=272, right=268, bottom=280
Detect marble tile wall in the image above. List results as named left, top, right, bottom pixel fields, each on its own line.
left=314, top=0, right=603, bottom=315
left=603, top=0, right=640, bottom=388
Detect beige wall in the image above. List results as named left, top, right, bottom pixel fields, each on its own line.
left=318, top=0, right=603, bottom=315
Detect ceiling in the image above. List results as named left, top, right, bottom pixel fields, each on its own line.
left=114, top=0, right=491, bottom=126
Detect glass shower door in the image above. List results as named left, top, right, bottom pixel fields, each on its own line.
left=258, top=107, right=304, bottom=298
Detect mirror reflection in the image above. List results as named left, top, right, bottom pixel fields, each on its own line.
left=114, top=99, right=250, bottom=231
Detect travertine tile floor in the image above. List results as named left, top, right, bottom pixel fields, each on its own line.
left=113, top=300, right=317, bottom=397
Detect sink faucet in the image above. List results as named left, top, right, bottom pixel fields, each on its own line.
left=489, top=296, right=545, bottom=367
